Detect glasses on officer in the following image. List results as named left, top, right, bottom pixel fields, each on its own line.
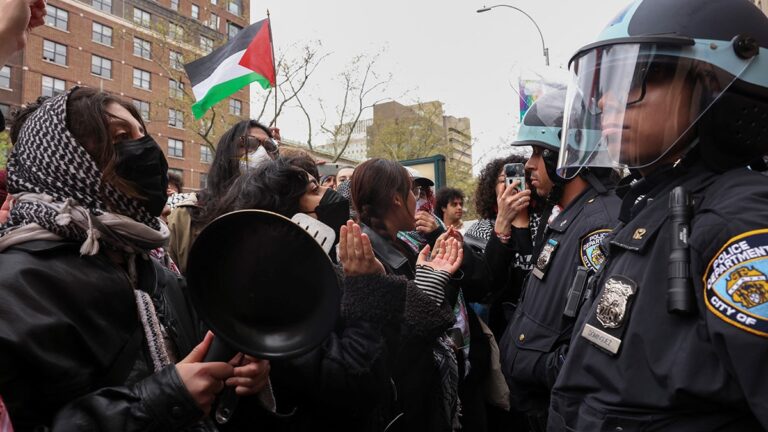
left=411, top=185, right=424, bottom=197
left=240, top=135, right=279, bottom=158
left=580, top=55, right=680, bottom=115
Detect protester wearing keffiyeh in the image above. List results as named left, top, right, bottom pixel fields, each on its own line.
left=0, top=90, right=168, bottom=256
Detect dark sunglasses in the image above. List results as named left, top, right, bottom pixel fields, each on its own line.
left=240, top=135, right=279, bottom=156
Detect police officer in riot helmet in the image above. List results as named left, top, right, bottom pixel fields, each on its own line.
left=549, top=0, right=768, bottom=430
left=490, top=90, right=620, bottom=432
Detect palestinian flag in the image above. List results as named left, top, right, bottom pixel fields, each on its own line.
left=185, top=18, right=275, bottom=119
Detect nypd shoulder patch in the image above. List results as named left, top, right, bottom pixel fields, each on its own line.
left=704, top=229, right=768, bottom=337
left=580, top=229, right=611, bottom=272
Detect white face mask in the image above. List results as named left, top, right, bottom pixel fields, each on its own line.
left=239, top=145, right=271, bottom=173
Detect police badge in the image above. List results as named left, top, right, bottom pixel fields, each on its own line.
left=532, top=239, right=559, bottom=279
left=581, top=275, right=638, bottom=355
left=595, top=277, right=636, bottom=328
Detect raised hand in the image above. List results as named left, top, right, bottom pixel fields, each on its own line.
left=417, top=237, right=463, bottom=275
left=494, top=180, right=531, bottom=236
left=338, top=220, right=385, bottom=276
left=415, top=210, right=439, bottom=234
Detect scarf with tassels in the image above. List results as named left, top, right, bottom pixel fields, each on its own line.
left=1, top=89, right=173, bottom=375
left=2, top=90, right=163, bottom=249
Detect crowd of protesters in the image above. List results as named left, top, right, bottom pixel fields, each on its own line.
left=3, top=0, right=768, bottom=431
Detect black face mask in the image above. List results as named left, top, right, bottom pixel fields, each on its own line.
left=314, top=188, right=350, bottom=238
left=114, top=135, right=169, bottom=217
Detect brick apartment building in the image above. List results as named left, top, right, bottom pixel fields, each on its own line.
left=0, top=0, right=251, bottom=191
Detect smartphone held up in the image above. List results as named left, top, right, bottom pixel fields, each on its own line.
left=504, top=163, right=526, bottom=191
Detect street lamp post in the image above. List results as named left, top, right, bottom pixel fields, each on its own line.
left=477, top=4, right=550, bottom=66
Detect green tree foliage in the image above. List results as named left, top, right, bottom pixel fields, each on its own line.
left=0, top=130, right=10, bottom=169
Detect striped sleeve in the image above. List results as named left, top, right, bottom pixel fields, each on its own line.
left=414, top=265, right=451, bottom=305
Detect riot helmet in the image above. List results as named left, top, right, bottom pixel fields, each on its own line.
left=512, top=90, right=572, bottom=203
left=557, top=0, right=768, bottom=177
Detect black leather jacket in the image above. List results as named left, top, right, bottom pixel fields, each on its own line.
left=0, top=240, right=205, bottom=431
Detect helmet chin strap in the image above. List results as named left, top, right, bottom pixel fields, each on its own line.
left=542, top=149, right=567, bottom=206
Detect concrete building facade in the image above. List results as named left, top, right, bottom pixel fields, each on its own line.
left=0, top=0, right=251, bottom=191
left=319, top=101, right=472, bottom=171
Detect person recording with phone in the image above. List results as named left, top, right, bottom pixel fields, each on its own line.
left=489, top=91, right=620, bottom=431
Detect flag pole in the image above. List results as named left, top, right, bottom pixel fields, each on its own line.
left=267, top=9, right=278, bottom=128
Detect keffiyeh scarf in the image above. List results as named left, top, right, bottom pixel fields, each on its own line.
left=1, top=90, right=167, bottom=255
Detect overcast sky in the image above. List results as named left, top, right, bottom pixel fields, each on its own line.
left=250, top=0, right=630, bottom=174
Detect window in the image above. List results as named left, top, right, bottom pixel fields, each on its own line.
left=199, top=173, right=208, bottom=189
left=132, top=99, right=150, bottom=120
left=45, top=6, right=68, bottom=30
left=170, top=0, right=178, bottom=11
left=227, top=0, right=241, bottom=15
left=168, top=168, right=183, bottom=181
left=92, top=0, right=111, bottom=12
left=170, top=51, right=184, bottom=70
left=200, top=36, right=213, bottom=53
left=200, top=145, right=213, bottom=163
left=207, top=13, right=219, bottom=30
left=133, top=68, right=151, bottom=90
left=168, top=139, right=184, bottom=158
left=92, top=22, right=112, bottom=46
left=0, top=66, right=10, bottom=89
left=168, top=108, right=184, bottom=128
left=227, top=22, right=242, bottom=38
left=91, top=55, right=112, bottom=79
left=41, top=76, right=65, bottom=97
left=42, top=40, right=67, bottom=66
left=133, top=8, right=151, bottom=28
left=133, top=37, right=151, bottom=59
left=191, top=4, right=199, bottom=19
left=210, top=0, right=217, bottom=6
left=169, top=79, right=184, bottom=99
left=0, top=104, right=9, bottom=126
left=229, top=99, right=241, bottom=116
left=169, top=23, right=184, bottom=40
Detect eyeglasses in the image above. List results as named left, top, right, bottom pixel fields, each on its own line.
left=585, top=57, right=680, bottom=115
left=240, top=135, right=279, bottom=156
left=412, top=185, right=423, bottom=196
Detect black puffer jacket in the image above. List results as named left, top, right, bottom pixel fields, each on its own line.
left=0, top=240, right=221, bottom=431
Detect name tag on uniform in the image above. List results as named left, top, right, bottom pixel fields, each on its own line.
left=581, top=275, right=638, bottom=355
left=532, top=239, right=559, bottom=280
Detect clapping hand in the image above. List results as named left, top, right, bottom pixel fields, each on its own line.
left=338, top=220, right=385, bottom=276
left=417, top=237, right=463, bottom=275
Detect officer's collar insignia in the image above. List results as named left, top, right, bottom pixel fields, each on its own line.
left=632, top=228, right=646, bottom=240
left=705, top=229, right=768, bottom=337
left=532, top=238, right=559, bottom=280
left=581, top=275, right=638, bottom=356
left=580, top=229, right=611, bottom=272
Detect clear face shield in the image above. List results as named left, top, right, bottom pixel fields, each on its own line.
left=557, top=42, right=754, bottom=178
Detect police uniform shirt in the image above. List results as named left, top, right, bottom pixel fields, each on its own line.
left=499, top=182, right=619, bottom=413
left=549, top=166, right=768, bottom=431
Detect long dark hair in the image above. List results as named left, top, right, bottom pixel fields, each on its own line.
left=475, top=154, right=527, bottom=220
left=192, top=119, right=271, bottom=226
left=204, top=119, right=272, bottom=199
left=350, top=158, right=411, bottom=242
left=204, top=158, right=308, bottom=219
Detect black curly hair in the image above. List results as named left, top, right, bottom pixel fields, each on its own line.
left=474, top=154, right=528, bottom=220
